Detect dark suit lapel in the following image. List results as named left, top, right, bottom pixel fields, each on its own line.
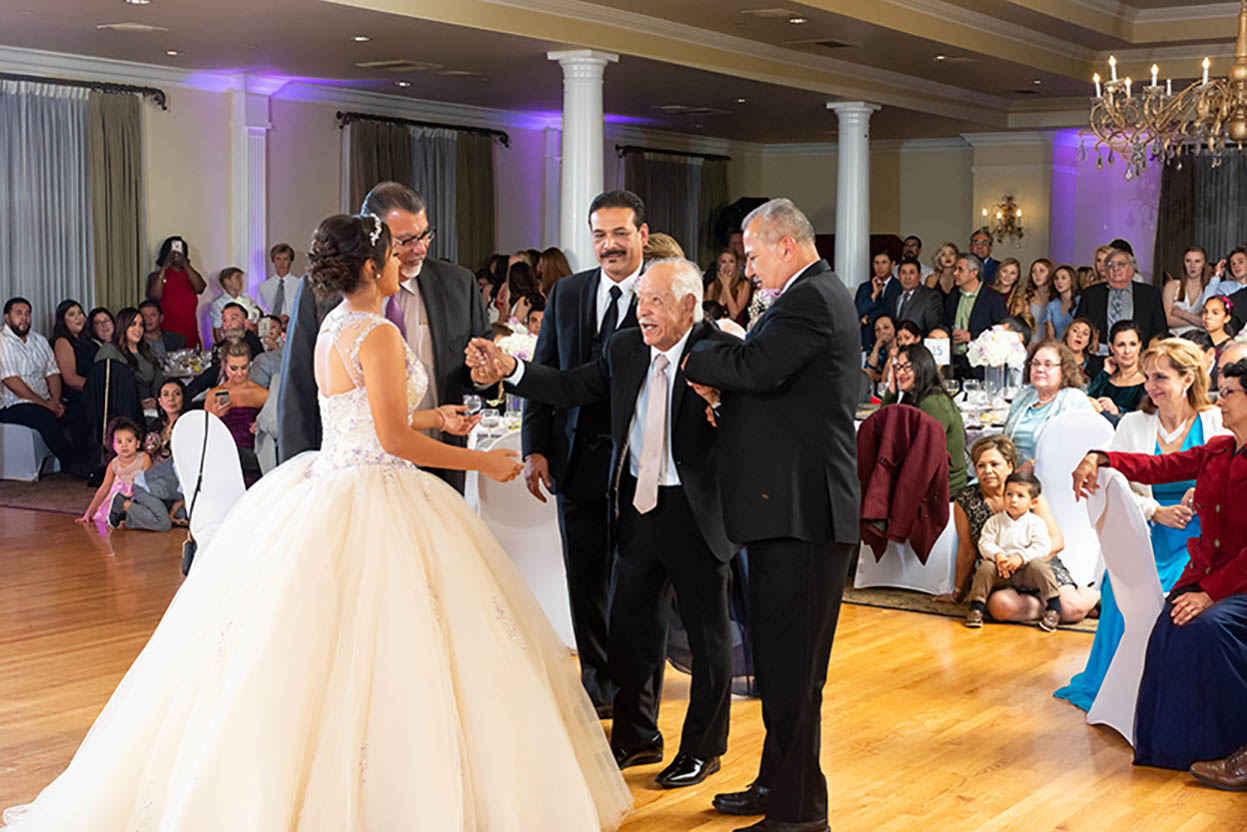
left=671, top=323, right=708, bottom=430
left=578, top=269, right=600, bottom=364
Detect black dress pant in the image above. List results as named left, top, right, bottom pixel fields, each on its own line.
left=0, top=402, right=77, bottom=471
left=611, top=476, right=732, bottom=757
left=749, top=538, right=853, bottom=824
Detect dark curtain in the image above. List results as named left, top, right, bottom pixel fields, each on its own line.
left=348, top=120, right=412, bottom=214
left=88, top=91, right=143, bottom=312
left=1153, top=154, right=1247, bottom=282
left=622, top=150, right=705, bottom=262
left=698, top=158, right=729, bottom=267
left=456, top=132, right=495, bottom=272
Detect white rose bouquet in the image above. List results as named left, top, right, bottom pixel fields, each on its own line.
left=966, top=325, right=1027, bottom=369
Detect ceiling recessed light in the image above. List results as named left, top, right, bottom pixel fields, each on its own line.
left=736, top=97, right=747, bottom=103
left=1032, top=78, right=1042, bottom=85
left=788, top=15, right=808, bottom=24
left=352, top=35, right=371, bottom=42
left=165, top=49, right=180, bottom=56
left=934, top=54, right=947, bottom=61
left=124, top=0, right=152, bottom=5
left=394, top=80, right=411, bottom=87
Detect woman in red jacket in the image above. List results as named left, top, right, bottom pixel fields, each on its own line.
left=1073, top=357, right=1247, bottom=772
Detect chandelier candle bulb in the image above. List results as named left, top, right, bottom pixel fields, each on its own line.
left=1204, top=57, right=1211, bottom=85
left=1125, top=77, right=1132, bottom=98
left=1094, top=73, right=1102, bottom=97
left=1152, top=64, right=1159, bottom=87
left=1110, top=56, right=1117, bottom=81
left=1167, top=78, right=1173, bottom=96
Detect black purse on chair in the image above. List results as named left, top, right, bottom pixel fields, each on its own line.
left=181, top=412, right=211, bottom=577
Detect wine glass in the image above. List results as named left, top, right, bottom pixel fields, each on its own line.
left=480, top=408, right=502, bottom=439
left=463, top=394, right=483, bottom=417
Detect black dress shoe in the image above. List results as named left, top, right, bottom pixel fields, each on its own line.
left=612, top=735, right=663, bottom=769
left=713, top=782, right=770, bottom=815
left=595, top=703, right=614, bottom=720
left=733, top=820, right=829, bottom=832
left=654, top=752, right=720, bottom=788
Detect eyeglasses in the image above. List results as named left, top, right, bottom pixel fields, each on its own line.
left=395, top=228, right=435, bottom=248
left=893, top=362, right=913, bottom=372
left=1218, top=386, right=1245, bottom=399
left=1032, top=361, right=1061, bottom=370
left=1107, top=260, right=1132, bottom=270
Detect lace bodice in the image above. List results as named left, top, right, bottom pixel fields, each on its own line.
left=312, top=304, right=429, bottom=474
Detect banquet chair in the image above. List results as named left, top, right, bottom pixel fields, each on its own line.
left=0, top=423, right=54, bottom=481
left=854, top=506, right=959, bottom=595
left=171, top=410, right=246, bottom=553
left=467, top=428, right=576, bottom=649
left=1033, top=410, right=1114, bottom=586
left=1085, top=468, right=1162, bottom=746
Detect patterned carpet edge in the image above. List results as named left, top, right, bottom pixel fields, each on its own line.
left=843, top=586, right=1099, bottom=634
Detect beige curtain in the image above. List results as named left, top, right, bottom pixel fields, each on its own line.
left=456, top=132, right=495, bottom=272
left=349, top=120, right=413, bottom=214
left=88, top=91, right=142, bottom=312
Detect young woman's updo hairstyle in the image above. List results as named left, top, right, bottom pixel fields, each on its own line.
left=306, top=214, right=392, bottom=300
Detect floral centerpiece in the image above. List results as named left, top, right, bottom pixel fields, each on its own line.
left=966, top=325, right=1027, bottom=405
left=489, top=330, right=539, bottom=407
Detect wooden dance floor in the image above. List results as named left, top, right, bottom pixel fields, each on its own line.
left=1, top=505, right=1242, bottom=831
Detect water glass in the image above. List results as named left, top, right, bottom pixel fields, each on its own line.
left=480, top=408, right=502, bottom=439
left=463, top=394, right=483, bottom=416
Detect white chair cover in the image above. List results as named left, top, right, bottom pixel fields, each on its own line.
left=0, top=423, right=53, bottom=482
left=171, top=411, right=246, bottom=552
left=1033, top=410, right=1115, bottom=586
left=464, top=428, right=576, bottom=649
left=854, top=502, right=959, bottom=595
left=1085, top=468, right=1163, bottom=745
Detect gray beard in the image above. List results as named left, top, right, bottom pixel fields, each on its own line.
left=401, top=263, right=423, bottom=280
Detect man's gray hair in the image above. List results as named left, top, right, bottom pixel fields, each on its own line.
left=959, top=252, right=983, bottom=274
left=970, top=227, right=992, bottom=243
left=645, top=258, right=705, bottom=322
left=742, top=198, right=815, bottom=246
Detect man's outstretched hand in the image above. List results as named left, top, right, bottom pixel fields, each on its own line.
left=465, top=338, right=517, bottom=386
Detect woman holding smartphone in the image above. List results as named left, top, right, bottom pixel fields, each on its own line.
left=206, top=338, right=268, bottom=485
left=146, top=235, right=207, bottom=349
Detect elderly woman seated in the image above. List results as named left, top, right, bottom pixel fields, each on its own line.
left=1003, top=339, right=1096, bottom=469
left=937, top=435, right=1099, bottom=623
left=1072, top=357, right=1247, bottom=773
left=881, top=343, right=967, bottom=494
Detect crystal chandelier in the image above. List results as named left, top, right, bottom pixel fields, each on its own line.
left=981, top=196, right=1023, bottom=246
left=1083, top=0, right=1247, bottom=179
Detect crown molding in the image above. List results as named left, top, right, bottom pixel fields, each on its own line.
left=962, top=131, right=1056, bottom=147
left=899, top=137, right=971, bottom=152
left=883, top=0, right=1095, bottom=62
left=1133, top=2, right=1241, bottom=23
left=1098, top=41, right=1238, bottom=64
left=480, top=0, right=1012, bottom=118
left=761, top=142, right=839, bottom=158
left=274, top=82, right=555, bottom=131
left=0, top=44, right=237, bottom=91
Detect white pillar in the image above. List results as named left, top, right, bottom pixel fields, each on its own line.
left=541, top=125, right=562, bottom=249
left=548, top=49, right=618, bottom=271
left=228, top=80, right=276, bottom=298
left=827, top=101, right=881, bottom=291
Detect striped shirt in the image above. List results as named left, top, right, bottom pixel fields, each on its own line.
left=0, top=327, right=59, bottom=410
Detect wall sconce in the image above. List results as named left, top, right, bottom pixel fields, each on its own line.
left=980, top=195, right=1024, bottom=246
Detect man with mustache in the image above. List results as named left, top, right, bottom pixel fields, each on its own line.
left=278, top=181, right=491, bottom=492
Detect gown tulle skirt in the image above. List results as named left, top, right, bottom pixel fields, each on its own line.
left=3, top=454, right=631, bottom=831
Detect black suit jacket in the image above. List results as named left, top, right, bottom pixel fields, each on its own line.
left=1074, top=282, right=1168, bottom=346
left=277, top=258, right=491, bottom=468
left=160, top=331, right=187, bottom=352
left=511, top=321, right=738, bottom=562
left=683, top=260, right=861, bottom=546
left=521, top=267, right=638, bottom=497
left=854, top=277, right=901, bottom=348
left=894, top=284, right=945, bottom=335
left=1224, top=286, right=1247, bottom=332
left=943, top=284, right=1008, bottom=338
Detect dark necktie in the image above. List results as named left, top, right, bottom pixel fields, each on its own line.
left=897, top=290, right=912, bottom=318
left=273, top=278, right=285, bottom=317
left=598, top=285, right=622, bottom=343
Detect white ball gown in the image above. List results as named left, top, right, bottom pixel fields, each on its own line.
left=3, top=305, right=631, bottom=831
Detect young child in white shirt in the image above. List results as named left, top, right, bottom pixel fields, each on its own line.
left=966, top=471, right=1062, bottom=632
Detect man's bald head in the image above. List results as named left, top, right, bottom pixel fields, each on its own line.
left=1219, top=341, right=1247, bottom=372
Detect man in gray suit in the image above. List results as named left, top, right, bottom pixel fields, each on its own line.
left=277, top=181, right=491, bottom=491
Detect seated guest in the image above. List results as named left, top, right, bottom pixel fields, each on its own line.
left=258, top=242, right=299, bottom=323
left=140, top=378, right=187, bottom=526
left=138, top=299, right=186, bottom=362
left=892, top=257, right=944, bottom=335
left=946, top=252, right=1008, bottom=379
left=999, top=315, right=1033, bottom=347
left=938, top=435, right=1099, bottom=622
left=0, top=296, right=80, bottom=474
left=183, top=302, right=264, bottom=404
left=523, top=294, right=546, bottom=337
left=855, top=250, right=899, bottom=350
left=864, top=313, right=896, bottom=385
left=1181, top=328, right=1218, bottom=386
left=1163, top=246, right=1211, bottom=337
left=248, top=315, right=285, bottom=390
left=209, top=266, right=262, bottom=343
left=1216, top=343, right=1247, bottom=400
left=1046, top=264, right=1079, bottom=341
left=1072, top=359, right=1247, bottom=771
left=1203, top=246, right=1247, bottom=303
left=477, top=254, right=506, bottom=321
left=1063, top=316, right=1103, bottom=382
left=1088, top=320, right=1146, bottom=415
left=88, top=307, right=114, bottom=346
left=1004, top=340, right=1096, bottom=467
left=1202, top=295, right=1238, bottom=387
left=895, top=319, right=923, bottom=347
left=965, top=471, right=1062, bottom=632
left=1056, top=339, right=1224, bottom=711
left=705, top=247, right=751, bottom=327
left=76, top=416, right=162, bottom=529
left=205, top=338, right=267, bottom=485
left=536, top=246, right=573, bottom=296
left=494, top=260, right=541, bottom=325
left=51, top=299, right=99, bottom=462
left=145, top=378, right=184, bottom=462
left=95, top=307, right=165, bottom=411
left=881, top=343, right=968, bottom=494
left=1076, top=247, right=1168, bottom=352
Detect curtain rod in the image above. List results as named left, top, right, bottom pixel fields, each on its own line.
left=615, top=144, right=730, bottom=162
left=336, top=111, right=509, bottom=148
left=0, top=72, right=167, bottom=110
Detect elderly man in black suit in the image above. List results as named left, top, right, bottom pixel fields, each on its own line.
left=522, top=189, right=650, bottom=715
left=277, top=181, right=491, bottom=491
left=1075, top=246, right=1168, bottom=351
left=683, top=198, right=860, bottom=832
left=944, top=251, right=1008, bottom=379
left=892, top=256, right=944, bottom=335
left=467, top=258, right=738, bottom=790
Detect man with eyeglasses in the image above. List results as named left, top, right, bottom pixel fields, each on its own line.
left=969, top=228, right=999, bottom=285
left=279, top=181, right=490, bottom=492
left=1074, top=247, right=1167, bottom=355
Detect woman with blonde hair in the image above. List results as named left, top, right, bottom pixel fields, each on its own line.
left=705, top=247, right=752, bottom=326
left=1056, top=338, right=1226, bottom=711
left=642, top=232, right=684, bottom=263
left=1091, top=244, right=1113, bottom=285
left=991, top=257, right=1032, bottom=326
left=926, top=241, right=958, bottom=296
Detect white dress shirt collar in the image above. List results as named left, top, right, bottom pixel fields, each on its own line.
left=597, top=265, right=641, bottom=328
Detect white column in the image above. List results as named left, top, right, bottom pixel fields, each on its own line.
left=827, top=101, right=881, bottom=291
left=541, top=125, right=562, bottom=249
left=548, top=49, right=618, bottom=271
left=229, top=80, right=276, bottom=298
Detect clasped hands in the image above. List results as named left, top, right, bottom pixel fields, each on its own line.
left=464, top=338, right=516, bottom=386
left=993, top=553, right=1024, bottom=579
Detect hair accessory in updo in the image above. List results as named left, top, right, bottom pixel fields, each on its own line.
left=368, top=213, right=383, bottom=247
